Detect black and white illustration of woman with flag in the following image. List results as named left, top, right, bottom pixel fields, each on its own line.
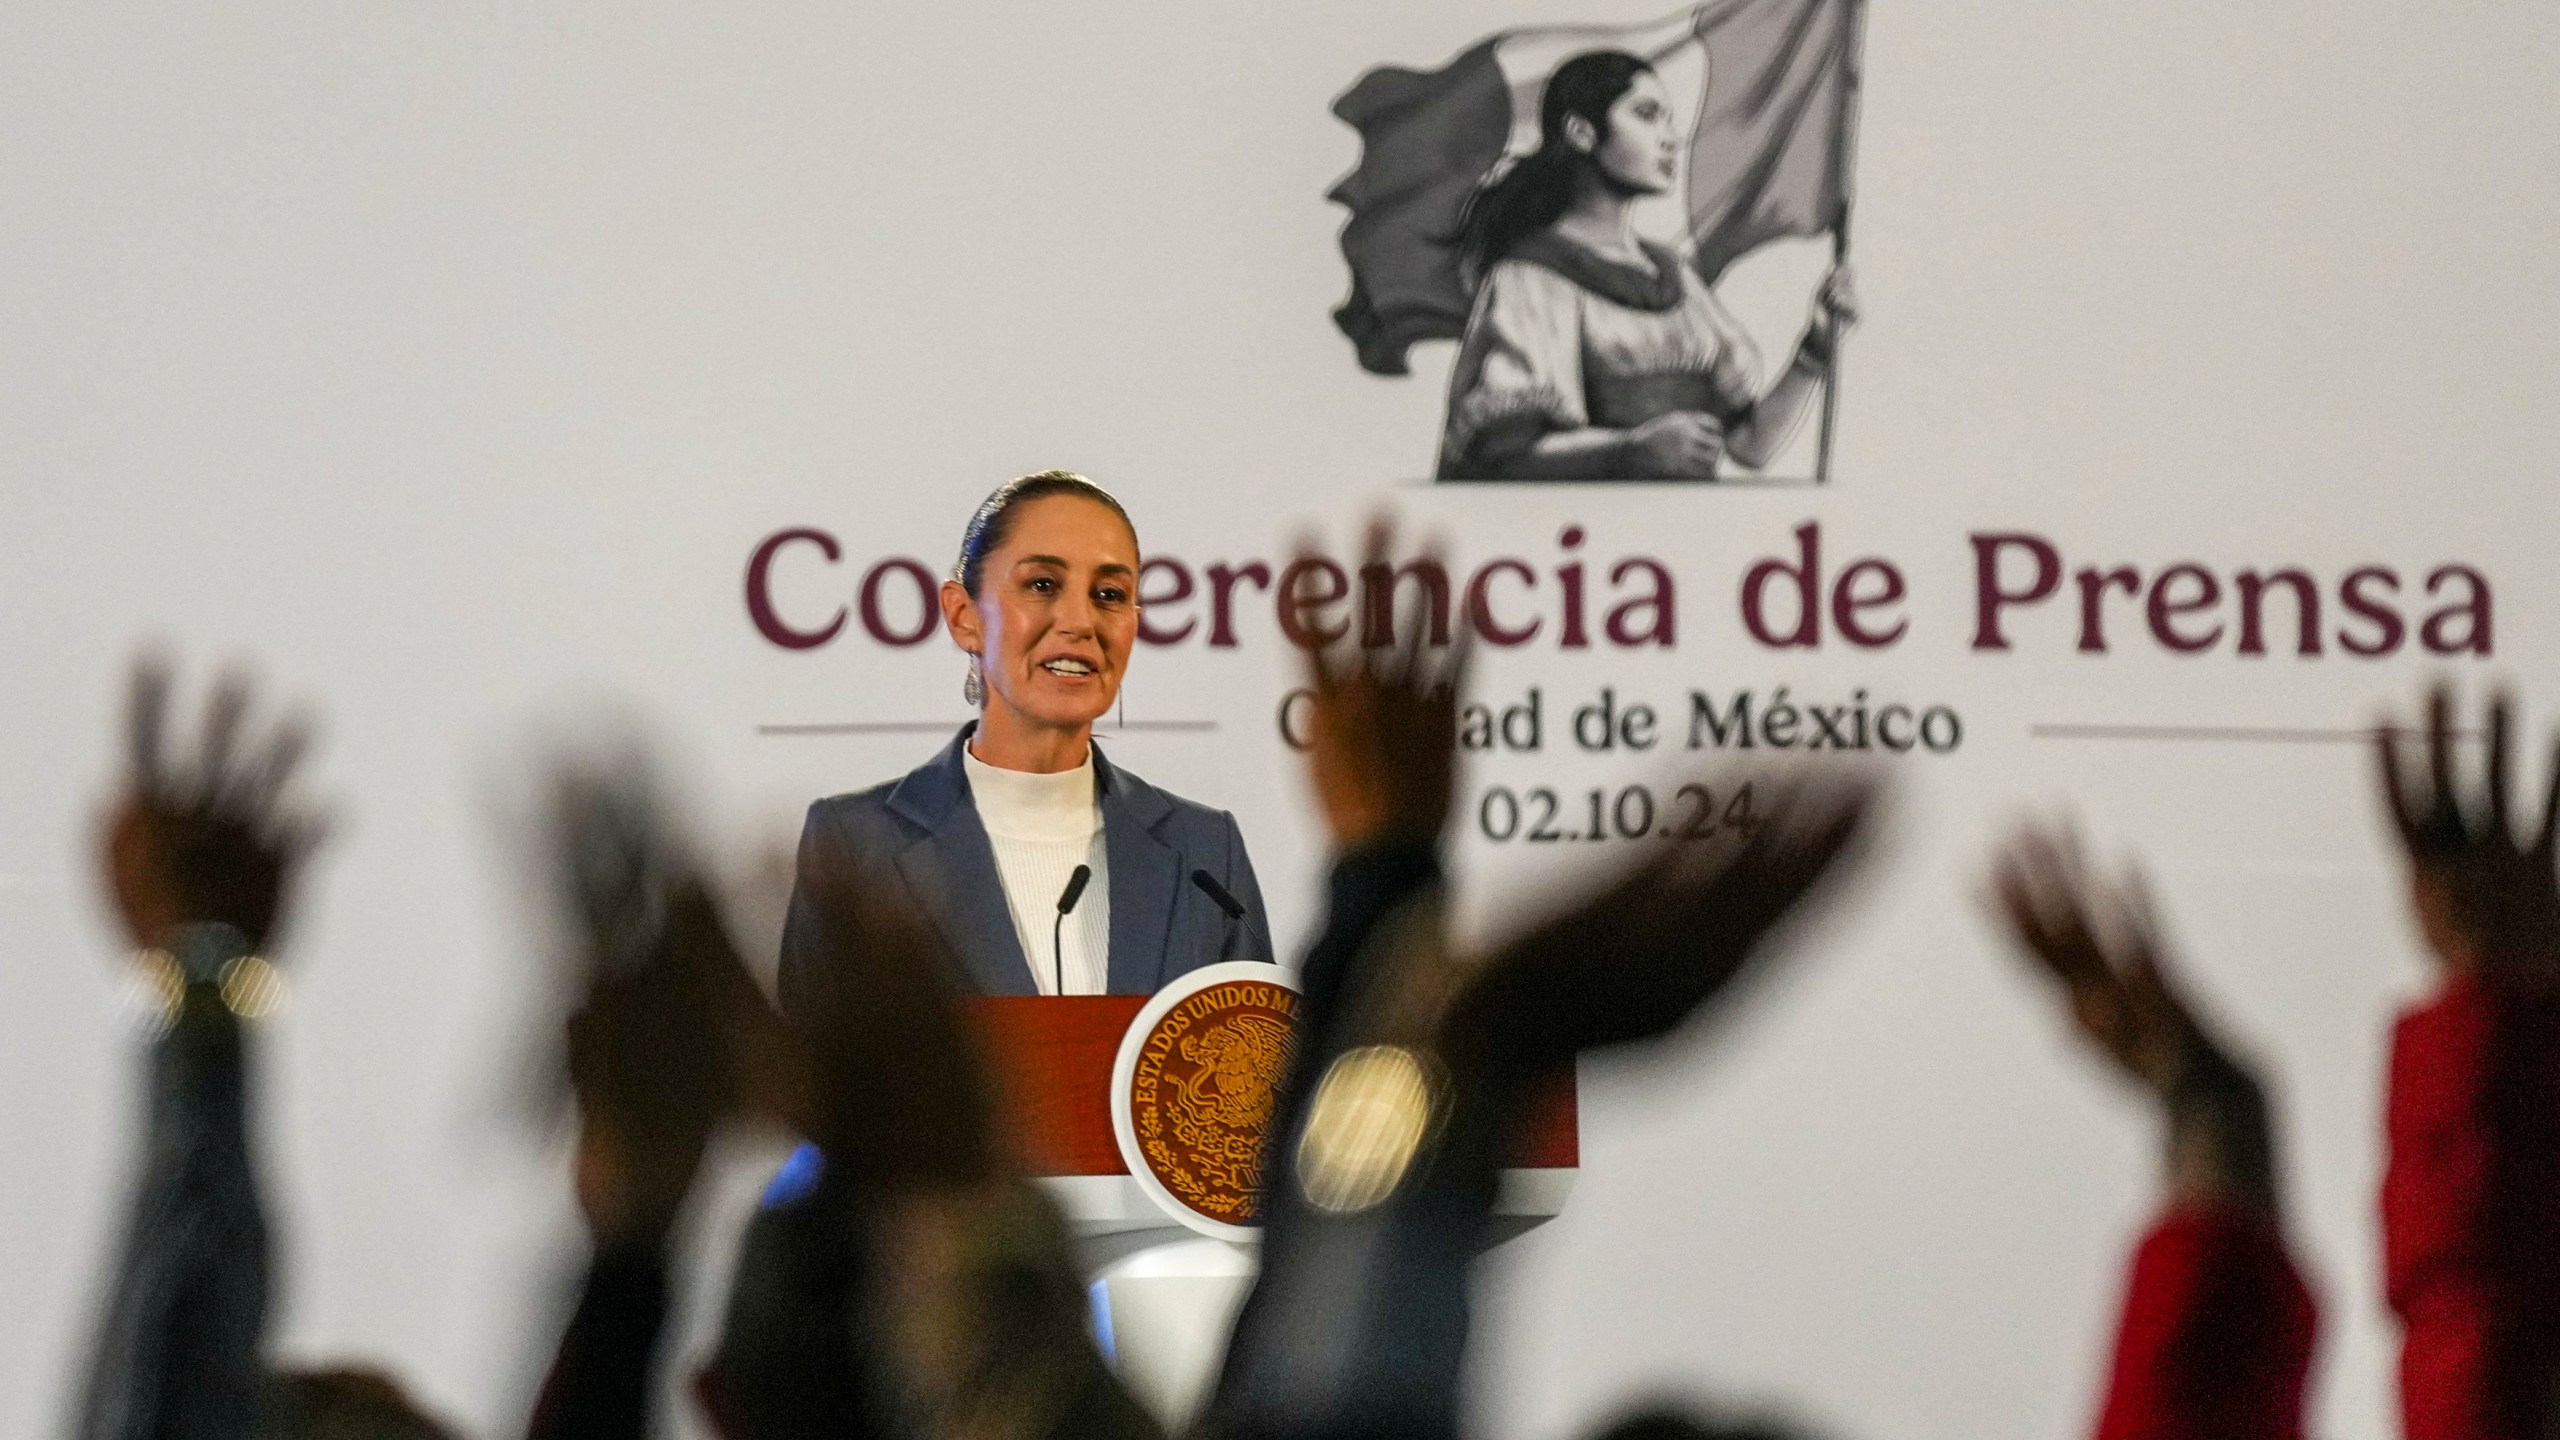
left=1329, top=2, right=1866, bottom=483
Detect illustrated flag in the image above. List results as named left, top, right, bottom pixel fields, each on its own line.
left=1328, top=0, right=1860, bottom=376
left=1684, top=0, right=1860, bottom=286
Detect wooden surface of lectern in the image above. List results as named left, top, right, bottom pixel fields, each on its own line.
left=964, top=987, right=1580, bottom=1428
left=969, top=994, right=1579, bottom=1233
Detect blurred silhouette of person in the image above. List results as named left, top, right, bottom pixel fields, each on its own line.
left=526, top=754, right=1156, bottom=1440
left=2371, top=689, right=2560, bottom=1440
left=522, top=758, right=812, bottom=1440
left=1203, top=521, right=1880, bottom=1440
left=703, top=850, right=1159, bottom=1440
left=1985, top=827, right=2318, bottom=1440
left=82, top=642, right=2553, bottom=1440
left=73, top=658, right=460, bottom=1440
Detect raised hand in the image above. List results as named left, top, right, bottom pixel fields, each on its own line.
left=547, top=761, right=803, bottom=1244
left=1453, top=772, right=1877, bottom=1075
left=1985, top=824, right=2274, bottom=1212
left=740, top=851, right=1156, bottom=1439
left=2375, top=685, right=2560, bottom=988
left=1296, top=517, right=1469, bottom=852
left=101, top=655, right=324, bottom=953
left=1987, top=827, right=2221, bottom=1093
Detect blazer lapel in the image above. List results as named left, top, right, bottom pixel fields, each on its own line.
left=887, top=726, right=1037, bottom=996
left=1096, top=745, right=1181, bottom=994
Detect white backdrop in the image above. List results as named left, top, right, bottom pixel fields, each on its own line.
left=6, top=3, right=2559, bottom=1437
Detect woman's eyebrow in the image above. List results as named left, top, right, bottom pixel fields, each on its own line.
left=1015, top=554, right=1134, bottom=579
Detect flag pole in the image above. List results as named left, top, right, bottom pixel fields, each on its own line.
left=1813, top=0, right=1868, bottom=486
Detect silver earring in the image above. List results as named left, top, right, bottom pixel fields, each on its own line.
left=962, top=662, right=983, bottom=707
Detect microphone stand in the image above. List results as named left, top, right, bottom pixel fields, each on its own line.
left=1190, top=868, right=1248, bottom=960
left=1053, top=863, right=1092, bottom=996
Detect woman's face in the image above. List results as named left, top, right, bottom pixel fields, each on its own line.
left=943, top=494, right=1139, bottom=738
left=1591, top=70, right=1679, bottom=195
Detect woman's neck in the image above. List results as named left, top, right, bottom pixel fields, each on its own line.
left=969, top=704, right=1093, bottom=774
left=1550, top=173, right=1645, bottom=266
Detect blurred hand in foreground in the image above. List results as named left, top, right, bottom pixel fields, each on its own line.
left=1986, top=824, right=2275, bottom=1215
left=2376, top=685, right=2560, bottom=990
left=101, top=655, right=324, bottom=953
left=716, top=852, right=1154, bottom=1439
left=1451, top=772, right=1878, bottom=1078
left=548, top=763, right=805, bottom=1245
left=784, top=849, right=1004, bottom=1192
left=1296, top=518, right=1468, bottom=853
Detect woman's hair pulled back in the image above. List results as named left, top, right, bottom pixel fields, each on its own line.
left=1454, top=49, right=1656, bottom=288
left=952, top=470, right=1137, bottom=597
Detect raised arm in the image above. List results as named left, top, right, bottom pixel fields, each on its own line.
left=1284, top=529, right=1469, bottom=1036
left=1984, top=826, right=2315, bottom=1440
left=2372, top=687, right=2560, bottom=1440
left=525, top=759, right=806, bottom=1440
left=1211, top=520, right=1878, bottom=1440
left=707, top=848, right=1160, bottom=1440
left=75, top=659, right=321, bottom=1440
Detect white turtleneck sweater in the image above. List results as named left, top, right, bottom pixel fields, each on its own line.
left=962, top=747, right=1111, bottom=995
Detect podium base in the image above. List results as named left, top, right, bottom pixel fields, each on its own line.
left=1045, top=1170, right=1576, bottom=1430
left=1085, top=1236, right=1256, bottom=1430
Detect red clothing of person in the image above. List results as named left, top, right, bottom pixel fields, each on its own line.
left=2093, top=1205, right=2319, bottom=1440
left=2383, top=976, right=2560, bottom=1440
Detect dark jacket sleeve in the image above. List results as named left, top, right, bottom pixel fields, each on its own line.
left=2091, top=1205, right=2318, bottom=1440
left=1290, top=839, right=1442, bottom=1053
left=523, top=1242, right=672, bottom=1440
left=75, top=992, right=270, bottom=1440
left=776, top=800, right=845, bottom=1025
left=1203, top=839, right=1455, bottom=1440
left=2382, top=976, right=2560, bottom=1440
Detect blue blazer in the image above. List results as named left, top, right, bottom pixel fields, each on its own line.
left=778, top=725, right=1275, bottom=1002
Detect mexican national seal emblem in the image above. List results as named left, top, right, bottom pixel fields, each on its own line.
left=1110, top=962, right=1302, bottom=1238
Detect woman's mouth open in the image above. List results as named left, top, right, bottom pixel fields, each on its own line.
left=1040, top=657, right=1098, bottom=679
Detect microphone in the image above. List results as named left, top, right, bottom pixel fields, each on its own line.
left=1052, top=864, right=1092, bottom=996
left=1189, top=868, right=1247, bottom=921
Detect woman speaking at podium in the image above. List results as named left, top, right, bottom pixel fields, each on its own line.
left=778, top=470, right=1273, bottom=1005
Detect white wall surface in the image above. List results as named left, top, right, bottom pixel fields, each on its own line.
left=5, top=2, right=2558, bottom=1437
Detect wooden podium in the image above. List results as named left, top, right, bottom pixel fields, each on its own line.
left=971, top=995, right=1580, bottom=1212
left=964, top=993, right=1579, bottom=1427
